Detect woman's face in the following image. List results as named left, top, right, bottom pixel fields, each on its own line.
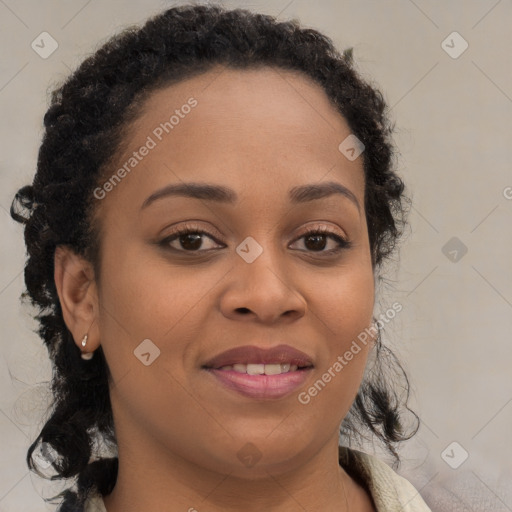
left=92, top=66, right=375, bottom=476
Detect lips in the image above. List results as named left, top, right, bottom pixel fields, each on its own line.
left=202, top=344, right=314, bottom=369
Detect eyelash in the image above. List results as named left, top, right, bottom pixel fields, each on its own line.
left=159, top=223, right=352, bottom=256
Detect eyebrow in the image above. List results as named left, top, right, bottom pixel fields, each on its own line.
left=141, top=180, right=361, bottom=213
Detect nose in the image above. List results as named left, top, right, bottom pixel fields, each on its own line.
left=219, top=243, right=307, bottom=325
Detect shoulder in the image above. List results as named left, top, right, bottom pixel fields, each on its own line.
left=339, top=446, right=432, bottom=512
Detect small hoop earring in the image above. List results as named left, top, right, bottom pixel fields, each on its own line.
left=80, top=334, right=94, bottom=360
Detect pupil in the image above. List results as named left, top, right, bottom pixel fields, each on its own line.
left=305, top=234, right=326, bottom=251
left=181, top=233, right=202, bottom=250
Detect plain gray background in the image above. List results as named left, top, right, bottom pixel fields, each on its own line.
left=1, top=1, right=511, bottom=510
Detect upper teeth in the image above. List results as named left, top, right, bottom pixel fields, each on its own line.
left=219, top=363, right=299, bottom=375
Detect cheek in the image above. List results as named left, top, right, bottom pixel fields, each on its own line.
left=319, top=262, right=375, bottom=336
left=97, top=242, right=225, bottom=376
left=98, top=241, right=189, bottom=334
left=295, top=301, right=374, bottom=434
left=96, top=246, right=209, bottom=423
left=309, top=263, right=375, bottom=398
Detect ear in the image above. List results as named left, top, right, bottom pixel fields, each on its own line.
left=54, top=245, right=100, bottom=354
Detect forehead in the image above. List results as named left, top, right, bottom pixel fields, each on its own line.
left=97, top=65, right=365, bottom=215
left=138, top=65, right=349, bottom=143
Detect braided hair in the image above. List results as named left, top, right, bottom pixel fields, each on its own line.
left=10, top=4, right=419, bottom=510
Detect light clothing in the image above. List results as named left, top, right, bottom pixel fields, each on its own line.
left=84, top=446, right=431, bottom=511
left=338, top=446, right=431, bottom=511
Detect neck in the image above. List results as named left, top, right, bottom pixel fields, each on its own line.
left=102, top=426, right=359, bottom=512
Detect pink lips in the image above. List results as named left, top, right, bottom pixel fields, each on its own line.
left=202, top=344, right=314, bottom=400
left=206, top=367, right=313, bottom=399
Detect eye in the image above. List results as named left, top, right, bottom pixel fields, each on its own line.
left=290, top=226, right=352, bottom=254
left=159, top=223, right=352, bottom=255
left=160, top=224, right=224, bottom=252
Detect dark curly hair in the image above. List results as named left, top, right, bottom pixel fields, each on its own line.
left=10, top=3, right=419, bottom=510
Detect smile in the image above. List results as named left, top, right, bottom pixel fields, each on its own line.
left=204, top=366, right=313, bottom=399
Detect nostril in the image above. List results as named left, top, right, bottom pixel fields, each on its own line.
left=236, top=307, right=251, bottom=314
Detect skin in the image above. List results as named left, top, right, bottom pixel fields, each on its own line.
left=54, top=66, right=378, bottom=511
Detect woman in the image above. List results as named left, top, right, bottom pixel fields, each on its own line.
left=11, top=4, right=431, bottom=511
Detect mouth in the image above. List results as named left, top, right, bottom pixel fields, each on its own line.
left=207, top=362, right=313, bottom=374
left=201, top=344, right=314, bottom=399
left=203, top=366, right=314, bottom=400
left=202, top=343, right=314, bottom=370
